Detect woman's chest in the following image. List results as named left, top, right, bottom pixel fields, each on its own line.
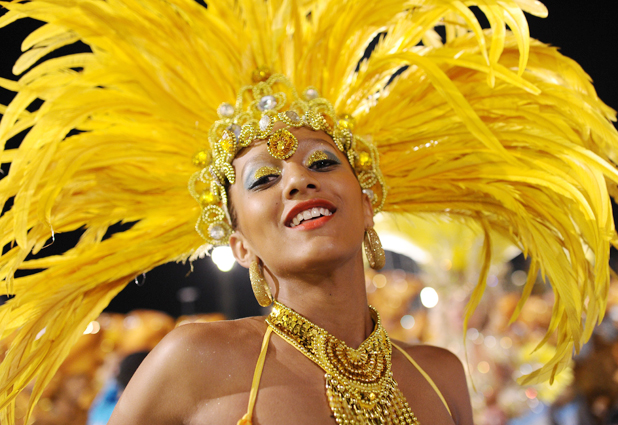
left=185, top=369, right=335, bottom=425
left=185, top=345, right=455, bottom=425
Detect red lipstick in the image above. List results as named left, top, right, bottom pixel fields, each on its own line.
left=284, top=199, right=337, bottom=228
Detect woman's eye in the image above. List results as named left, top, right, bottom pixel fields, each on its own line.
left=249, top=166, right=281, bottom=189
left=250, top=174, right=279, bottom=189
left=309, top=159, right=339, bottom=170
left=306, top=150, right=340, bottom=170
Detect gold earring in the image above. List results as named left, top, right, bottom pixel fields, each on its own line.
left=249, top=260, right=273, bottom=307
left=364, top=227, right=386, bottom=270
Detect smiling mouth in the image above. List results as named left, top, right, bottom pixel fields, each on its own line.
left=288, top=207, right=334, bottom=228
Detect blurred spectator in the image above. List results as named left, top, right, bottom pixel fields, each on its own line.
left=87, top=351, right=149, bottom=425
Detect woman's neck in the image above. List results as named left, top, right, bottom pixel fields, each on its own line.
left=269, top=253, right=374, bottom=349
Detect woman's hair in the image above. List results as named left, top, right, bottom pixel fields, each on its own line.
left=117, top=351, right=150, bottom=390
left=225, top=180, right=239, bottom=230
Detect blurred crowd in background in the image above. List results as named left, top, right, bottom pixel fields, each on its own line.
left=4, top=255, right=618, bottom=425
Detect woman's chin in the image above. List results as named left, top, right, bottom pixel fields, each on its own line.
left=275, top=244, right=363, bottom=275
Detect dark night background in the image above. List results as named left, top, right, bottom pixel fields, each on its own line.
left=1, top=1, right=617, bottom=319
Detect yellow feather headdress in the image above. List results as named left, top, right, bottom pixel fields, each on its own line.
left=1, top=0, right=617, bottom=422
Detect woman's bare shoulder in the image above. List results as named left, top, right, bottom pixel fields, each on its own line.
left=109, top=316, right=268, bottom=425
left=154, top=315, right=269, bottom=380
left=393, top=341, right=473, bottom=425
left=161, top=315, right=268, bottom=356
left=394, top=341, right=462, bottom=371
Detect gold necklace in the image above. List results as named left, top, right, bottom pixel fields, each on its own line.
left=266, top=301, right=420, bottom=424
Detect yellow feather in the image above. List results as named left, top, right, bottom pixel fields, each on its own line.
left=1, top=0, right=618, bottom=421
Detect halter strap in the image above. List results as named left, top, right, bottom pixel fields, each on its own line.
left=392, top=342, right=452, bottom=417
left=238, top=327, right=452, bottom=423
left=237, top=326, right=273, bottom=425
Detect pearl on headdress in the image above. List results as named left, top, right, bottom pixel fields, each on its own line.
left=362, top=188, right=375, bottom=200
left=304, top=88, right=319, bottom=100
left=227, top=124, right=241, bottom=139
left=257, top=95, right=277, bottom=111
left=285, top=110, right=301, bottom=123
left=217, top=102, right=234, bottom=117
left=259, top=115, right=271, bottom=131
left=209, top=224, right=226, bottom=240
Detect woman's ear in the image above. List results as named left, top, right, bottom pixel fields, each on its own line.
left=229, top=231, right=254, bottom=269
left=362, top=190, right=375, bottom=229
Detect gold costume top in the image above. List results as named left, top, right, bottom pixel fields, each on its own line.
left=236, top=302, right=452, bottom=425
left=1, top=0, right=618, bottom=423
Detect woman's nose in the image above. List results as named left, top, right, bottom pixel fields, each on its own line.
left=283, top=162, right=320, bottom=199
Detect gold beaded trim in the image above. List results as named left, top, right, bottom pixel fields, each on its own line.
left=266, top=302, right=420, bottom=424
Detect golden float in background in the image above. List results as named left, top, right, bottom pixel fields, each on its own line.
left=6, top=310, right=225, bottom=425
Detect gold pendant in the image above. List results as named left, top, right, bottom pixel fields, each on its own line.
left=266, top=128, right=298, bottom=159
left=266, top=302, right=420, bottom=424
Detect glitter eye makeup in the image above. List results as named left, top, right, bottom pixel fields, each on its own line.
left=254, top=166, right=281, bottom=180
left=246, top=165, right=282, bottom=189
left=305, top=150, right=329, bottom=166
left=305, top=149, right=340, bottom=168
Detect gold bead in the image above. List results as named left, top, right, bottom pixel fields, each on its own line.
left=219, top=130, right=236, bottom=156
left=338, top=114, right=356, bottom=130
left=192, top=150, right=210, bottom=167
left=252, top=66, right=272, bottom=83
left=199, top=191, right=218, bottom=206
left=356, top=151, right=373, bottom=171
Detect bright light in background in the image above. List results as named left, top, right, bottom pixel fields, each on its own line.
left=379, top=233, right=430, bottom=264
left=477, top=361, right=490, bottom=374
left=372, top=274, right=387, bottom=288
left=511, top=269, right=527, bottom=286
left=500, top=337, right=513, bottom=349
left=177, top=286, right=200, bottom=303
left=212, top=246, right=236, bottom=272
left=420, top=287, right=439, bottom=308
left=83, top=321, right=101, bottom=335
left=400, top=315, right=415, bottom=329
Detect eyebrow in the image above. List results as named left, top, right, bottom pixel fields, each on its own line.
left=302, top=137, right=337, bottom=147
left=240, top=151, right=274, bottom=173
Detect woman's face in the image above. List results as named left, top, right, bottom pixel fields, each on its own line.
left=228, top=126, right=374, bottom=276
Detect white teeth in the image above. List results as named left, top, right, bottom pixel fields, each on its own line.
left=289, top=207, right=333, bottom=227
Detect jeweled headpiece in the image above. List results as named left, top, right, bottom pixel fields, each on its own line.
left=189, top=72, right=385, bottom=246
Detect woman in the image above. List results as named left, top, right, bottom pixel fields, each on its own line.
left=108, top=122, right=474, bottom=424
left=1, top=0, right=618, bottom=423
